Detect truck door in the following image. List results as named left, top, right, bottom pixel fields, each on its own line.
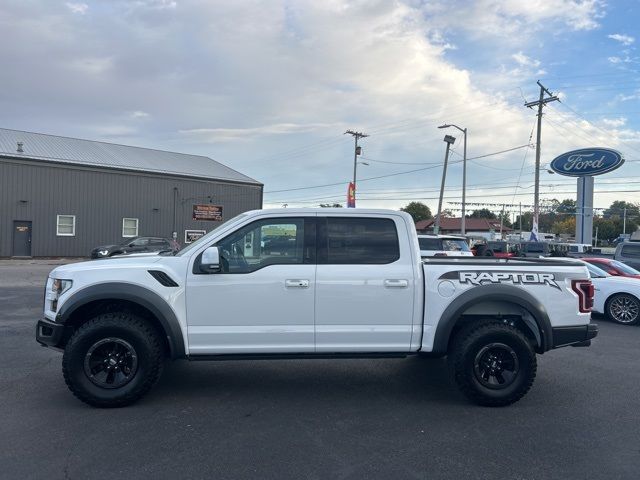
left=314, top=216, right=415, bottom=352
left=186, top=216, right=317, bottom=354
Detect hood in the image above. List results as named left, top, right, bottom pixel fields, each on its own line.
left=92, top=244, right=119, bottom=251
left=50, top=255, right=163, bottom=277
left=595, top=275, right=640, bottom=288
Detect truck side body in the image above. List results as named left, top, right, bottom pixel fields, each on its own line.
left=36, top=209, right=597, bottom=407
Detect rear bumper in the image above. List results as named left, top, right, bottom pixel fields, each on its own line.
left=36, top=318, right=69, bottom=350
left=552, top=323, right=598, bottom=348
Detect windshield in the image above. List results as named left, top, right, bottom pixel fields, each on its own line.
left=487, top=242, right=507, bottom=253
left=585, top=262, right=610, bottom=278
left=610, top=260, right=640, bottom=275
left=176, top=213, right=250, bottom=256
left=442, top=239, right=470, bottom=252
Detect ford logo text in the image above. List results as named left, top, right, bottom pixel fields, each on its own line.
left=550, top=148, right=624, bottom=177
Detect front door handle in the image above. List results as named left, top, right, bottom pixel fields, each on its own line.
left=384, top=279, right=409, bottom=288
left=285, top=279, right=310, bottom=288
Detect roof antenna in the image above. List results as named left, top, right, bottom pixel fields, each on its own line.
left=17, top=141, right=24, bottom=153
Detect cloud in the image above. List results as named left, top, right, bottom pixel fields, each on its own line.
left=427, top=0, right=606, bottom=38
left=608, top=33, right=635, bottom=46
left=512, top=52, right=541, bottom=68
left=180, top=123, right=337, bottom=142
left=130, top=111, right=151, bottom=119
left=65, top=2, right=88, bottom=15
left=1, top=0, right=636, bottom=211
left=601, top=117, right=627, bottom=128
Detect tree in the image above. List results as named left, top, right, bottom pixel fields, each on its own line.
left=319, top=203, right=343, bottom=208
left=468, top=208, right=497, bottom=219
left=556, top=199, right=576, bottom=214
left=497, top=211, right=512, bottom=229
left=551, top=217, right=576, bottom=235
left=604, top=200, right=640, bottom=219
left=401, top=202, right=432, bottom=222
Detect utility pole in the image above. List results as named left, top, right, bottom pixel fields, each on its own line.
left=435, top=135, right=456, bottom=234
left=499, top=203, right=505, bottom=238
left=519, top=202, right=523, bottom=238
left=439, top=124, right=467, bottom=234
left=344, top=130, right=369, bottom=208
left=525, top=81, right=559, bottom=240
left=623, top=207, right=627, bottom=234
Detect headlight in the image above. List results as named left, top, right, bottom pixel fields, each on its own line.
left=99, top=250, right=109, bottom=256
left=47, top=279, right=73, bottom=313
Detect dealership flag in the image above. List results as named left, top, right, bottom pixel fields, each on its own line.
left=530, top=220, right=539, bottom=241
left=347, top=182, right=356, bottom=208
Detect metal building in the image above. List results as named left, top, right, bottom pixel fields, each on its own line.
left=0, top=128, right=263, bottom=257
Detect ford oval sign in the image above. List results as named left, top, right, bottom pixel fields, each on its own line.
left=550, top=148, right=624, bottom=177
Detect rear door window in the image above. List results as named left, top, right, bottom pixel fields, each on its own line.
left=322, top=217, right=400, bottom=264
left=418, top=238, right=442, bottom=251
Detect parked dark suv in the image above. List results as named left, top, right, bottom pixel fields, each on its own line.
left=614, top=242, right=640, bottom=270
left=90, top=237, right=175, bottom=259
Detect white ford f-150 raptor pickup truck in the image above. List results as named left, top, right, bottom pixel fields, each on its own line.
left=36, top=209, right=598, bottom=407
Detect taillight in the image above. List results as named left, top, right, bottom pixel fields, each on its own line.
left=572, top=279, right=594, bottom=313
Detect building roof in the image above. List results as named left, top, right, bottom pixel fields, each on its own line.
left=415, top=217, right=513, bottom=232
left=0, top=127, right=261, bottom=185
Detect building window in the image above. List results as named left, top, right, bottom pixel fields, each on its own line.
left=122, top=218, right=139, bottom=237
left=56, top=215, right=76, bottom=236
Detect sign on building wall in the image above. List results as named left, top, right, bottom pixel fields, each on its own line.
left=185, top=229, right=206, bottom=244
left=193, top=204, right=223, bottom=221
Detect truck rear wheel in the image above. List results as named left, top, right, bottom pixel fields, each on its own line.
left=62, top=312, right=164, bottom=408
left=449, top=321, right=536, bottom=407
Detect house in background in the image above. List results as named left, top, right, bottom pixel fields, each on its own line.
left=414, top=217, right=513, bottom=241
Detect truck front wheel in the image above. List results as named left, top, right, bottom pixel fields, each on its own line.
left=449, top=322, right=537, bottom=407
left=62, top=312, right=165, bottom=407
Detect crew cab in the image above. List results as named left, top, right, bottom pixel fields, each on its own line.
left=36, top=209, right=597, bottom=408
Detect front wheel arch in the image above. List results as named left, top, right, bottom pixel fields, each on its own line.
left=56, top=283, right=186, bottom=359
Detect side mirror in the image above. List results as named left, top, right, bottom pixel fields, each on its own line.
left=200, top=246, right=221, bottom=273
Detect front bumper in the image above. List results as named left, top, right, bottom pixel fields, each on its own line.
left=552, top=323, right=598, bottom=348
left=36, top=318, right=70, bottom=350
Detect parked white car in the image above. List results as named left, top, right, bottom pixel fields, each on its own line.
left=583, top=261, right=640, bottom=325
left=417, top=234, right=473, bottom=258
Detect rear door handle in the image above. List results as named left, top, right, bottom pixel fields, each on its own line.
left=384, top=279, right=409, bottom=288
left=285, top=279, right=310, bottom=288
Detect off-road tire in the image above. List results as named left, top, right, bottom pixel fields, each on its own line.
left=449, top=321, right=537, bottom=407
left=62, top=312, right=164, bottom=408
left=606, top=293, right=640, bottom=325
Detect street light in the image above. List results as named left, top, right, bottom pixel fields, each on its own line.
left=434, top=134, right=456, bottom=235
left=439, top=124, right=467, bottom=234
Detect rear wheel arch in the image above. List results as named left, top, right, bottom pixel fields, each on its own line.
left=432, top=285, right=553, bottom=355
left=57, top=283, right=186, bottom=359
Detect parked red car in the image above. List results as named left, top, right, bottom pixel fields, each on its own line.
left=582, top=257, right=640, bottom=279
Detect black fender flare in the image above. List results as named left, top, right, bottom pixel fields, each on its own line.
left=431, top=284, right=553, bottom=355
left=56, top=283, right=186, bottom=359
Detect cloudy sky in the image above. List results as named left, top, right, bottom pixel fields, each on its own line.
left=1, top=0, right=639, bottom=217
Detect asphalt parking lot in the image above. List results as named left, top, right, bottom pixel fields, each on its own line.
left=1, top=263, right=639, bottom=480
